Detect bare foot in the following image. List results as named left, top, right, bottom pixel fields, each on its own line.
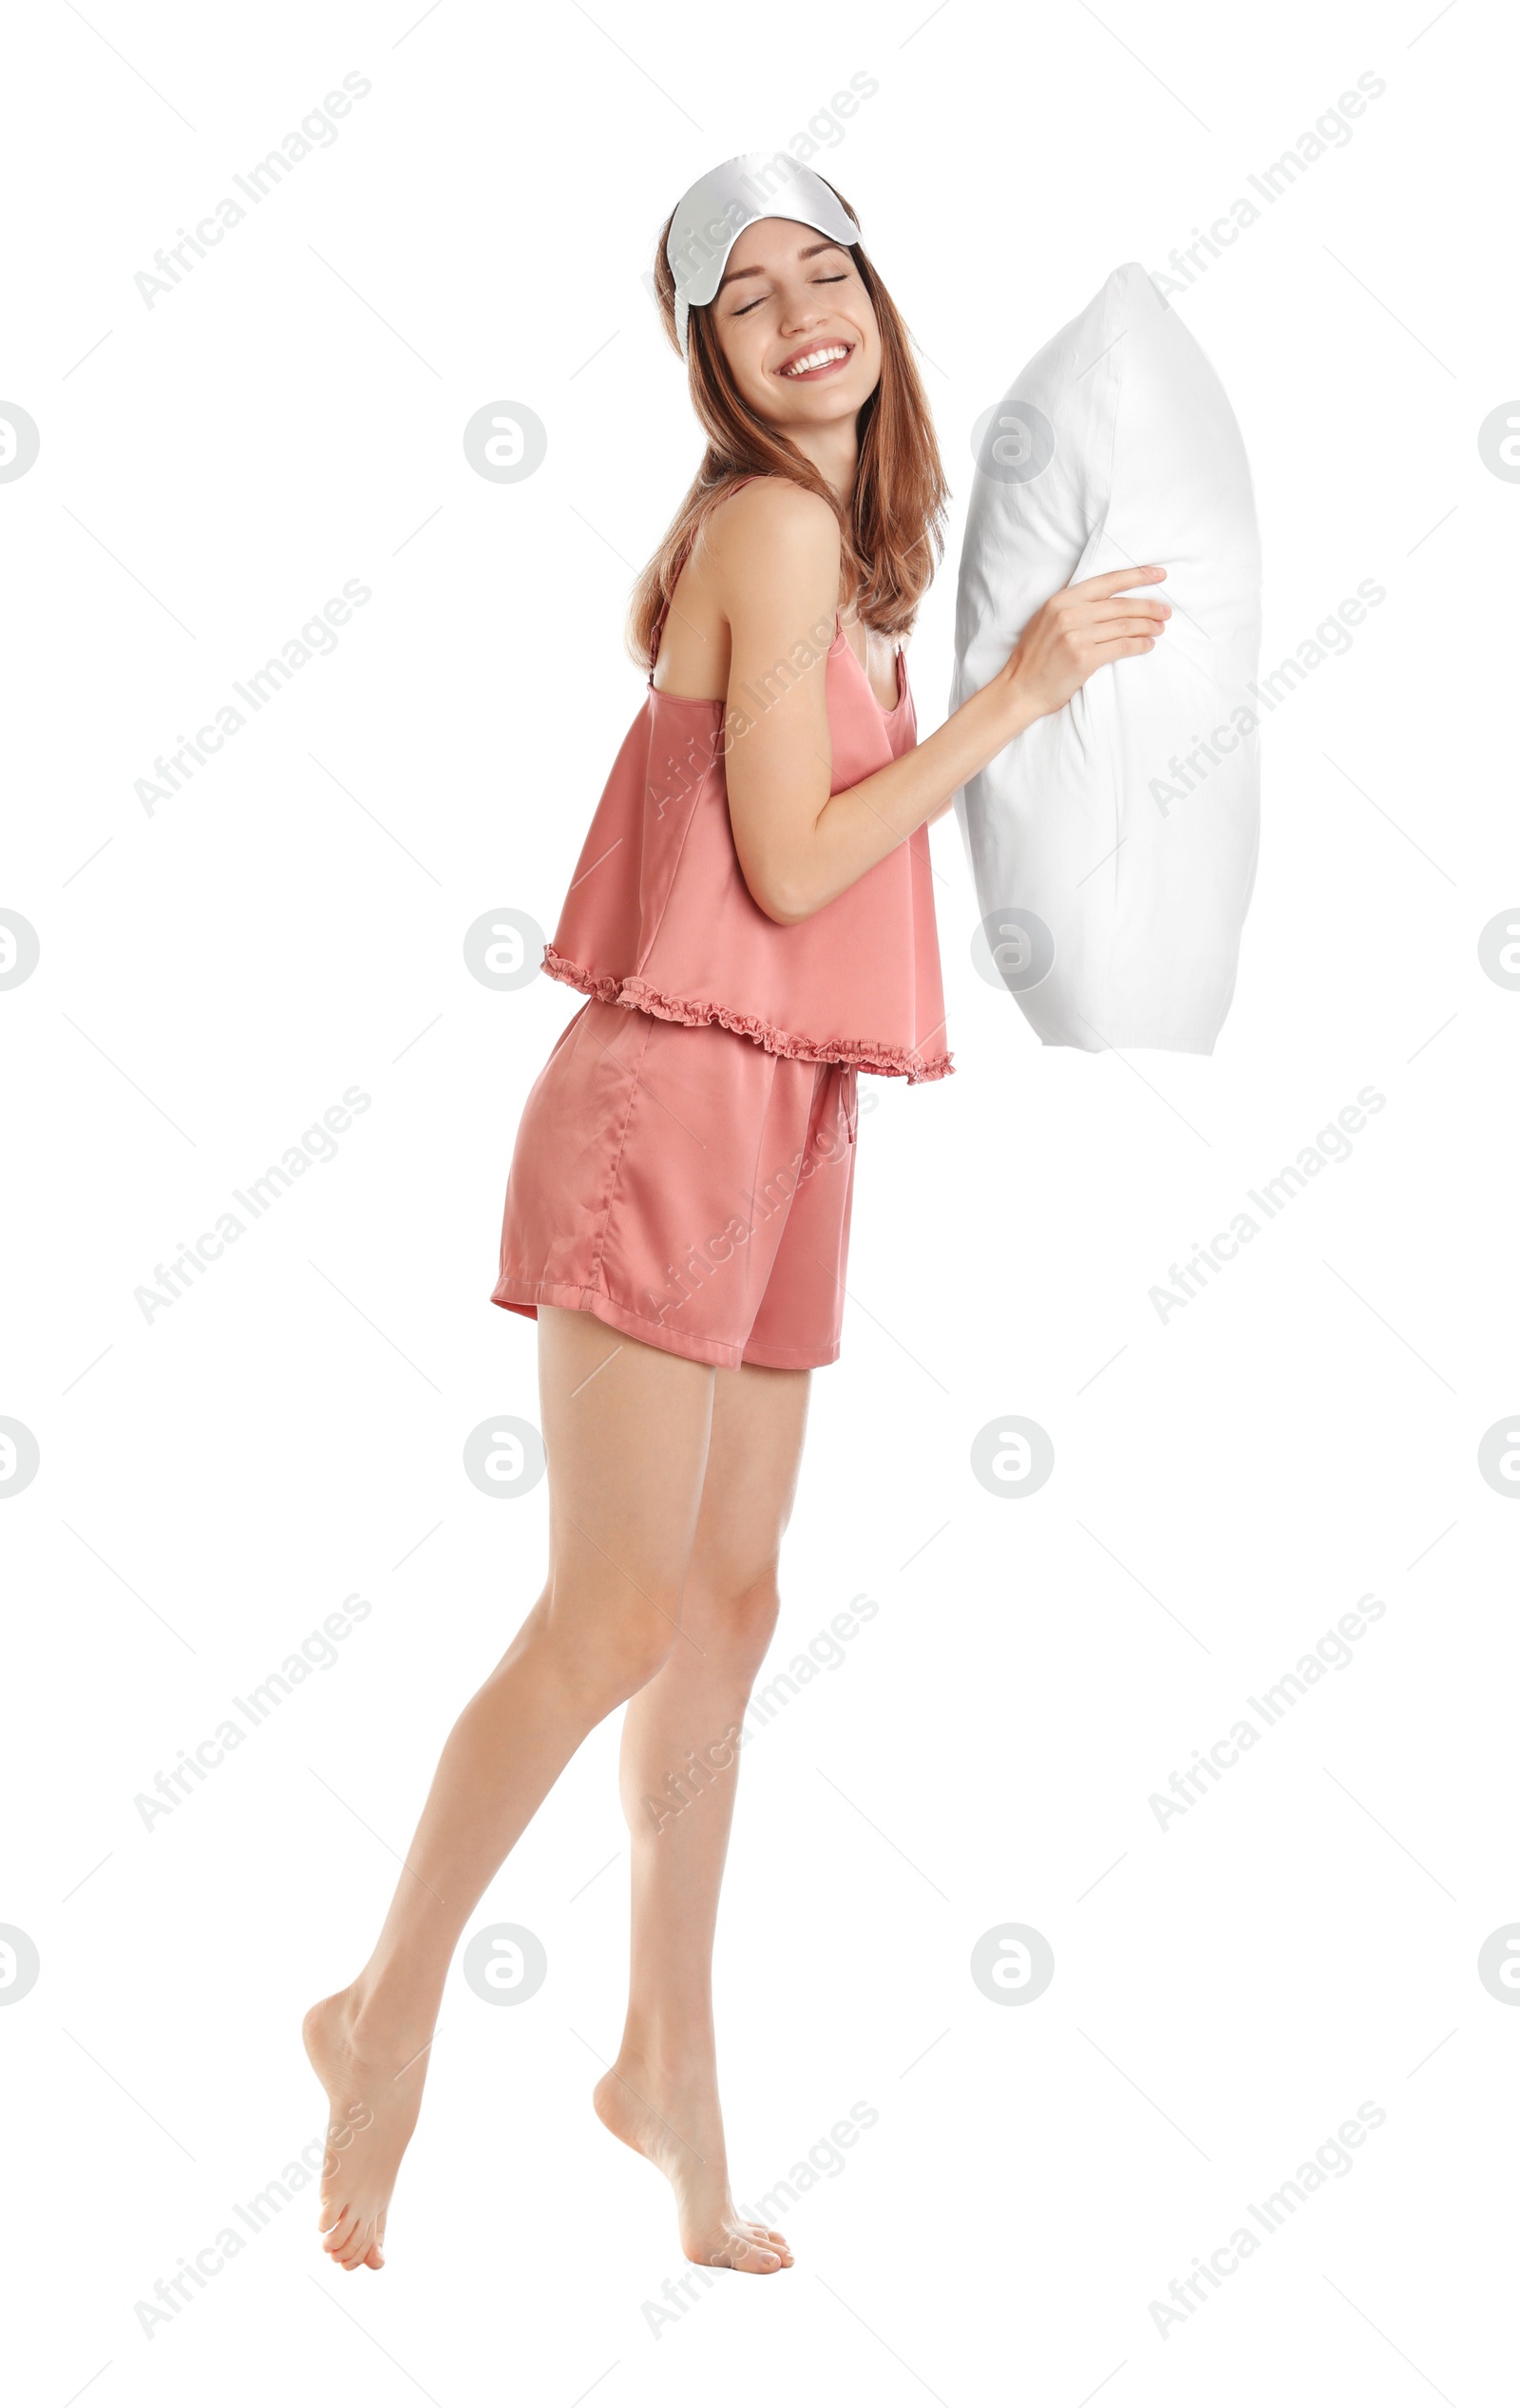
left=301, top=1988, right=432, bottom=2271
left=593, top=2054, right=793, bottom=2273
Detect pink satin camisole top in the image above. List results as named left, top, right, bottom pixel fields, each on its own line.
left=542, top=523, right=952, bottom=1084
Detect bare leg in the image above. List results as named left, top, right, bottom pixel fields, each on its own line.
left=594, top=1359, right=810, bottom=2272
left=303, top=1307, right=716, bottom=2269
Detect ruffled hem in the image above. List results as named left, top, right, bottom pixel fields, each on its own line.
left=542, top=946, right=954, bottom=1083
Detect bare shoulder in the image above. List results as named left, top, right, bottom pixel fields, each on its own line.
left=700, top=475, right=841, bottom=602
left=711, top=473, right=837, bottom=538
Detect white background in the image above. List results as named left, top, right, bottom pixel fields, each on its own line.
left=4, top=1, right=1517, bottom=2400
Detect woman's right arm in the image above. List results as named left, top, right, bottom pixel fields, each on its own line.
left=712, top=478, right=1169, bottom=927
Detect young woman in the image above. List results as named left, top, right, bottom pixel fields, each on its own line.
left=303, top=155, right=1168, bottom=2279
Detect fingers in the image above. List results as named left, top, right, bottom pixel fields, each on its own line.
left=1062, top=598, right=1168, bottom=632
left=1077, top=606, right=1169, bottom=634
left=1096, top=596, right=1170, bottom=620
left=1065, top=564, right=1167, bottom=601
left=1086, top=633, right=1162, bottom=659
left=1036, top=597, right=1168, bottom=657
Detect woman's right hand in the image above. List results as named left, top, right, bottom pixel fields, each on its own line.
left=997, top=564, right=1170, bottom=723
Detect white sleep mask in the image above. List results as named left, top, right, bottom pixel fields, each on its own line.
left=665, top=153, right=862, bottom=357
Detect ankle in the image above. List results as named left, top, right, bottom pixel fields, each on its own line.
left=613, top=2029, right=717, bottom=2094
left=339, top=1979, right=437, bottom=2071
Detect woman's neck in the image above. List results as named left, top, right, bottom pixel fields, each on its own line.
left=788, top=416, right=859, bottom=505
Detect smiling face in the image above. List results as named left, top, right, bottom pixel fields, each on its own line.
left=708, top=217, right=883, bottom=432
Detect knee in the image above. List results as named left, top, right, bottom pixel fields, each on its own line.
left=704, top=1569, right=782, bottom=1680
left=545, top=1592, right=680, bottom=1716
left=605, top=1610, right=682, bottom=1706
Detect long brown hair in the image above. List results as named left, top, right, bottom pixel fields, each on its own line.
left=628, top=179, right=948, bottom=672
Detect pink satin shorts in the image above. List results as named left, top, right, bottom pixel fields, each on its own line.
left=490, top=999, right=858, bottom=1370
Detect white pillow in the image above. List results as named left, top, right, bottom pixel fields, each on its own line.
left=951, top=262, right=1262, bottom=1054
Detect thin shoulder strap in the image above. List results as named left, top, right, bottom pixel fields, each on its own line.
left=648, top=473, right=761, bottom=681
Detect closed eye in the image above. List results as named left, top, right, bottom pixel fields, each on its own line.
left=731, top=273, right=850, bottom=317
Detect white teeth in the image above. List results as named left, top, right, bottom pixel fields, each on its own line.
left=781, top=344, right=848, bottom=376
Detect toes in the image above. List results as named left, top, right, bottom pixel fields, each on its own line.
left=337, top=2223, right=375, bottom=2271
left=322, top=2209, right=359, bottom=2260
left=320, top=2192, right=387, bottom=2269
left=726, top=2235, right=780, bottom=2272
left=694, top=2218, right=793, bottom=2274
